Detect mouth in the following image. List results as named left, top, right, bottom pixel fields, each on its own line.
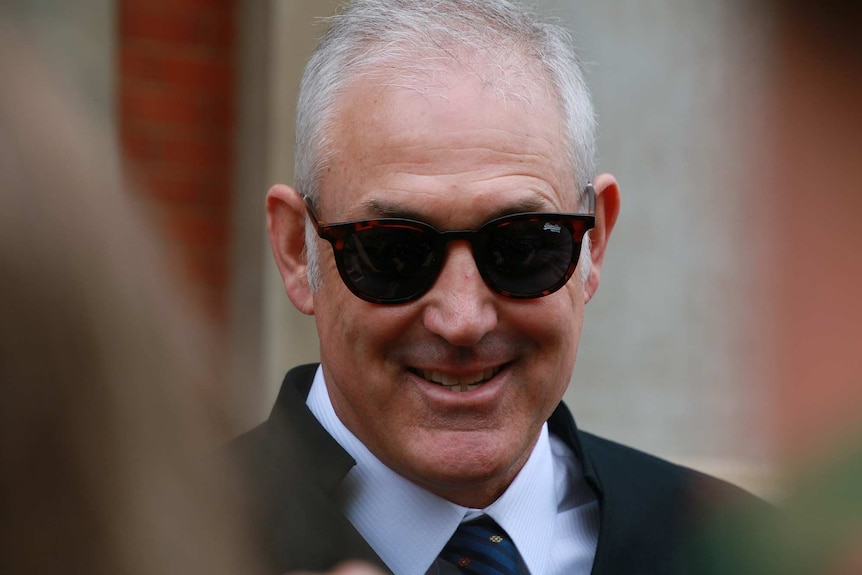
left=410, top=365, right=503, bottom=392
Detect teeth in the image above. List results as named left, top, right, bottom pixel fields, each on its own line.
left=416, top=366, right=501, bottom=392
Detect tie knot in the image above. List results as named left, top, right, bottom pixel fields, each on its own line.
left=440, top=516, right=521, bottom=575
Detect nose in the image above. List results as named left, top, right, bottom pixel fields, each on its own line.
left=421, top=242, right=498, bottom=346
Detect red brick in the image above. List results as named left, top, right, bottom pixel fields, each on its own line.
left=162, top=55, right=232, bottom=89
left=121, top=49, right=232, bottom=89
left=118, top=0, right=237, bottom=323
left=139, top=171, right=230, bottom=206
left=121, top=88, right=198, bottom=126
left=171, top=136, right=231, bottom=167
left=120, top=3, right=233, bottom=48
left=120, top=87, right=232, bottom=129
left=156, top=205, right=228, bottom=249
left=121, top=116, right=231, bottom=143
left=121, top=132, right=156, bottom=160
left=186, top=246, right=228, bottom=287
left=122, top=132, right=231, bottom=169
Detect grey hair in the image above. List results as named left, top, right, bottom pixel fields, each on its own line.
left=298, top=0, right=597, bottom=290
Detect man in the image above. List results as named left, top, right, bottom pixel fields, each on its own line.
left=235, top=1, right=761, bottom=574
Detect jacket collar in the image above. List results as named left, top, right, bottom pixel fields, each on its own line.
left=271, top=363, right=357, bottom=494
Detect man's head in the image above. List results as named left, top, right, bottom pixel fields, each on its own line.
left=267, top=0, right=620, bottom=507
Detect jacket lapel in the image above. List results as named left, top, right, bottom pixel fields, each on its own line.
left=248, top=364, right=389, bottom=573
left=548, top=403, right=616, bottom=575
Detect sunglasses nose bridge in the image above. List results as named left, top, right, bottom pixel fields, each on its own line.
left=421, top=230, right=499, bottom=346
left=435, top=227, right=484, bottom=271
left=428, top=228, right=495, bottom=294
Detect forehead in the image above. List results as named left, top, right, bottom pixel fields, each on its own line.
left=318, top=63, right=576, bottom=218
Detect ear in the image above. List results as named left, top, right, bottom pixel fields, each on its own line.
left=584, top=173, right=621, bottom=304
left=266, top=184, right=314, bottom=315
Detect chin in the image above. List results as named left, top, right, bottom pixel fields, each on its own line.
left=400, top=440, right=519, bottom=493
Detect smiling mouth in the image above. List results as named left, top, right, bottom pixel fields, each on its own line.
left=411, top=366, right=503, bottom=392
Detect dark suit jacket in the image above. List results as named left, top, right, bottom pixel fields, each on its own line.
left=231, top=364, right=764, bottom=575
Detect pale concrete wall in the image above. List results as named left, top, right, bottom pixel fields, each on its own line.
left=1, top=0, right=116, bottom=128
left=258, top=2, right=333, bottom=406
left=550, top=0, right=769, bottom=471
left=232, top=1, right=335, bottom=420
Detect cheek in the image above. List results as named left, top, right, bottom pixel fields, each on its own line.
left=542, top=290, right=583, bottom=377
left=314, top=287, right=415, bottom=373
left=533, top=284, right=583, bottom=350
left=510, top=292, right=582, bottom=397
left=315, top=255, right=371, bottom=342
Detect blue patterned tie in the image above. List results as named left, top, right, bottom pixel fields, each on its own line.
left=440, top=516, right=521, bottom=575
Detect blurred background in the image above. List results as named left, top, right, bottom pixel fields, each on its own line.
left=1, top=0, right=775, bottom=496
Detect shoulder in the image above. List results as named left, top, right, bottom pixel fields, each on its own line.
left=578, top=430, right=760, bottom=508
left=223, top=365, right=385, bottom=573
left=227, top=363, right=351, bottom=483
left=573, top=430, right=772, bottom=574
left=228, top=363, right=319, bottom=456
left=550, top=402, right=761, bottom=510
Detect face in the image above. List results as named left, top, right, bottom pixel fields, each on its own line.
left=308, top=70, right=594, bottom=507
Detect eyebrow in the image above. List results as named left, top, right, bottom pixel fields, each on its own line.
left=355, top=195, right=554, bottom=225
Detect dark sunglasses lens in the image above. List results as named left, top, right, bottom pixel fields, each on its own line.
left=340, top=226, right=438, bottom=302
left=481, top=219, right=576, bottom=296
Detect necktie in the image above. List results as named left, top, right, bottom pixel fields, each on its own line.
left=440, top=516, right=521, bottom=575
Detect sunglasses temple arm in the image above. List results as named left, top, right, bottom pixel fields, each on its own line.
left=584, top=183, right=596, bottom=214
left=303, top=195, right=322, bottom=228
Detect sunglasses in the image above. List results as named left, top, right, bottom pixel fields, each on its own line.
left=304, top=185, right=596, bottom=304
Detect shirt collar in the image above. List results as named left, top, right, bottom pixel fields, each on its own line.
left=306, top=366, right=558, bottom=575
left=484, top=424, right=557, bottom=575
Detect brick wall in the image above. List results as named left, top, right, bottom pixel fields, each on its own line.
left=118, top=0, right=236, bottom=323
